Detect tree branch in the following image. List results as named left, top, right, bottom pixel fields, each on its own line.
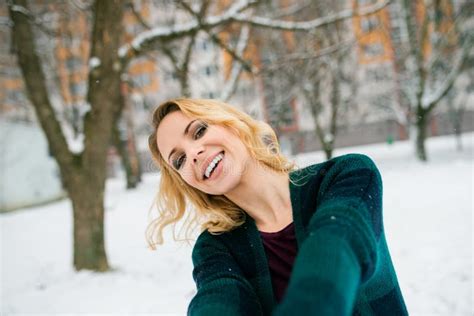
left=179, top=0, right=253, bottom=73
left=178, top=0, right=253, bottom=100
left=270, top=0, right=312, bottom=19
left=118, top=0, right=257, bottom=64
left=231, top=0, right=391, bottom=31
left=8, top=0, right=76, bottom=171
left=221, top=25, right=251, bottom=101
left=401, top=0, right=430, bottom=108
left=83, top=0, right=124, bottom=165
left=422, top=34, right=473, bottom=111
left=126, top=1, right=152, bottom=30
left=425, top=8, right=471, bottom=71
left=8, top=3, right=59, bottom=37
left=180, top=36, right=197, bottom=97
left=256, top=39, right=355, bottom=74
left=119, top=0, right=390, bottom=64
left=210, top=32, right=253, bottom=72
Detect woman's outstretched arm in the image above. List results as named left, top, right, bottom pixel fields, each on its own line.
left=188, top=231, right=263, bottom=316
left=274, top=154, right=382, bottom=316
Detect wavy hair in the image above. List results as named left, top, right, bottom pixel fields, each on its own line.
left=146, top=98, right=296, bottom=249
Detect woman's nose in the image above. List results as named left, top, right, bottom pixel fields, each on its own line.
left=192, top=149, right=204, bottom=163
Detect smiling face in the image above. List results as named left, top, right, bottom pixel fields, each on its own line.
left=156, top=110, right=252, bottom=195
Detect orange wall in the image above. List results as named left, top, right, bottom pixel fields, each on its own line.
left=353, top=0, right=394, bottom=64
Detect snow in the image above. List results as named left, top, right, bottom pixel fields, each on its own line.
left=89, top=57, right=101, bottom=69
left=323, top=132, right=334, bottom=143
left=10, top=5, right=29, bottom=16
left=118, top=44, right=130, bottom=58
left=132, top=21, right=198, bottom=50
left=1, top=133, right=473, bottom=315
left=67, top=133, right=85, bottom=154
left=117, top=20, right=199, bottom=58
left=0, top=120, right=64, bottom=211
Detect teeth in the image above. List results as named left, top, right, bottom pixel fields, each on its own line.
left=205, top=153, right=223, bottom=179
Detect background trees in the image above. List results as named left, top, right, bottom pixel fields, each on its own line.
left=10, top=0, right=125, bottom=271
left=7, top=0, right=393, bottom=271
left=397, top=0, right=473, bottom=161
left=4, top=0, right=472, bottom=275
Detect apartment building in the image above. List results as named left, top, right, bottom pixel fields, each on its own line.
left=1, top=1, right=471, bottom=154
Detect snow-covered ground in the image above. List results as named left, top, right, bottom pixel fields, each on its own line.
left=1, top=133, right=473, bottom=315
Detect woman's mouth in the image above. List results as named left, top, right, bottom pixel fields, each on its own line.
left=204, top=151, right=224, bottom=180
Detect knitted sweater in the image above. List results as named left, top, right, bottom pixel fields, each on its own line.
left=188, top=154, right=408, bottom=315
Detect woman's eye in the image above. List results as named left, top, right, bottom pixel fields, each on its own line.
left=174, top=155, right=186, bottom=170
left=194, top=123, right=208, bottom=139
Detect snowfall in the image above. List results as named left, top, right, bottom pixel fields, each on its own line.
left=1, top=133, right=473, bottom=316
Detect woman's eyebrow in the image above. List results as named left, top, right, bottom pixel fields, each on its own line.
left=167, top=119, right=197, bottom=163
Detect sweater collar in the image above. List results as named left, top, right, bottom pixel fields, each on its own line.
left=238, top=168, right=311, bottom=313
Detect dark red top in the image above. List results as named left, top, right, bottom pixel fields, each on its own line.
left=259, top=222, right=298, bottom=303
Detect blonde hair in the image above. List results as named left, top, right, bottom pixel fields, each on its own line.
left=146, top=98, right=296, bottom=249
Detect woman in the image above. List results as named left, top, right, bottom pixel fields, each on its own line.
left=147, top=98, right=408, bottom=316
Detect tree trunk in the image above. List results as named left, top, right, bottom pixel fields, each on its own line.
left=415, top=111, right=429, bottom=162
left=323, top=145, right=333, bottom=160
left=455, top=126, right=463, bottom=152
left=179, top=73, right=191, bottom=97
left=9, top=0, right=124, bottom=271
left=115, top=82, right=142, bottom=188
left=451, top=111, right=464, bottom=152
left=328, top=60, right=340, bottom=162
left=112, top=121, right=139, bottom=189
left=126, top=118, right=143, bottom=183
left=313, top=116, right=333, bottom=161
left=77, top=0, right=124, bottom=270
left=71, top=181, right=108, bottom=271
left=446, top=93, right=464, bottom=152
left=451, top=109, right=464, bottom=152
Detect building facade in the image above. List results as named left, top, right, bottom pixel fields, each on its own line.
left=1, top=0, right=472, bottom=159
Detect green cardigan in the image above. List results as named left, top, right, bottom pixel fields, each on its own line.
left=188, top=154, right=408, bottom=315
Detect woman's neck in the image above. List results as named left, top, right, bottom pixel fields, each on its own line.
left=224, top=160, right=293, bottom=231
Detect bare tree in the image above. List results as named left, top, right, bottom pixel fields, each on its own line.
left=9, top=0, right=124, bottom=271
left=8, top=0, right=392, bottom=271
left=111, top=81, right=142, bottom=189
left=301, top=19, right=358, bottom=160
left=300, top=48, right=358, bottom=159
left=445, top=70, right=473, bottom=151
left=255, top=1, right=359, bottom=159
left=400, top=0, right=473, bottom=161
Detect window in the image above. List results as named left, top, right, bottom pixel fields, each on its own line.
left=133, top=73, right=151, bottom=87
left=66, top=57, right=83, bottom=72
left=239, top=84, right=254, bottom=97
left=201, top=91, right=216, bottom=98
left=362, top=42, right=384, bottom=57
left=164, top=71, right=178, bottom=81
left=361, top=15, right=379, bottom=33
left=203, top=65, right=218, bottom=76
left=366, top=67, right=391, bottom=82
left=200, top=40, right=212, bottom=51
left=70, top=82, right=86, bottom=96
left=6, top=89, right=23, bottom=104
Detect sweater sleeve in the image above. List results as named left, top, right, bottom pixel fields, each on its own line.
left=188, top=230, right=263, bottom=316
left=273, top=154, right=382, bottom=316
